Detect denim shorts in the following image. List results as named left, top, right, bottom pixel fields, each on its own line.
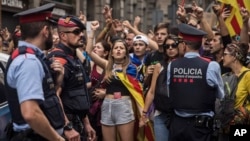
left=100, top=97, right=135, bottom=126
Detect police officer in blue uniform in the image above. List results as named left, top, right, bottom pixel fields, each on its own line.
left=167, top=23, right=224, bottom=141
left=4, top=3, right=65, bottom=141
left=47, top=16, right=96, bottom=141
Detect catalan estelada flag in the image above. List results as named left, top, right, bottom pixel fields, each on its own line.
left=116, top=72, right=155, bottom=141
left=218, top=0, right=250, bottom=36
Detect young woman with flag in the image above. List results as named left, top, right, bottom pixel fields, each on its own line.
left=86, top=21, right=154, bottom=141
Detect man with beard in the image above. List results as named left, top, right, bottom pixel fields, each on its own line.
left=209, top=31, right=231, bottom=74
left=47, top=16, right=96, bottom=141
left=4, top=3, right=66, bottom=141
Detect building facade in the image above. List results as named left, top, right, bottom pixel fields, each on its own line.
left=0, top=0, right=214, bottom=34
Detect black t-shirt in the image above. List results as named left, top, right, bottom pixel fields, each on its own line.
left=143, top=51, right=165, bottom=89
left=219, top=60, right=231, bottom=75
left=144, top=51, right=165, bottom=66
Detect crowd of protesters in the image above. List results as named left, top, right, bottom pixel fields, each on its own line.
left=1, top=1, right=250, bottom=141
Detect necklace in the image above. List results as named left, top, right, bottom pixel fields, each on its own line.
left=113, top=64, right=122, bottom=71
left=114, top=62, right=123, bottom=65
left=112, top=64, right=122, bottom=79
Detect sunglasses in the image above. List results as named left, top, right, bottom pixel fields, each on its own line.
left=62, top=28, right=82, bottom=35
left=164, top=43, right=178, bottom=49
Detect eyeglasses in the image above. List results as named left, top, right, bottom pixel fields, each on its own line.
left=223, top=52, right=232, bottom=56
left=133, top=43, right=145, bottom=46
left=62, top=28, right=82, bottom=35
left=164, top=43, right=178, bottom=49
left=227, top=43, right=239, bottom=49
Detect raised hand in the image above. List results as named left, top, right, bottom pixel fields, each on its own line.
left=212, top=3, right=222, bottom=17
left=79, top=11, right=87, bottom=25
left=176, top=5, right=186, bottom=19
left=191, top=1, right=203, bottom=20
left=122, top=20, right=133, bottom=29
left=91, top=21, right=100, bottom=31
left=133, top=16, right=141, bottom=28
left=221, top=7, right=231, bottom=20
left=240, top=7, right=250, bottom=23
left=105, top=18, right=113, bottom=29
left=102, top=5, right=113, bottom=20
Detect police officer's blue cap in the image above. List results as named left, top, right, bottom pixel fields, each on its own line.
left=14, top=3, right=56, bottom=24
left=178, top=23, right=207, bottom=42
left=58, top=15, right=86, bottom=30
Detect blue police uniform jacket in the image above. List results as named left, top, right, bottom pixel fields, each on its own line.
left=167, top=52, right=224, bottom=117
left=170, top=56, right=216, bottom=113
left=5, top=41, right=65, bottom=131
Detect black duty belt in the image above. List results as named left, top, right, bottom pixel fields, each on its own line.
left=194, top=115, right=213, bottom=128
left=175, top=114, right=214, bottom=128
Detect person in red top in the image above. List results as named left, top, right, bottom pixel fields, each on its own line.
left=88, top=40, right=110, bottom=141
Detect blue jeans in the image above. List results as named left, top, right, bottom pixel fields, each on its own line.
left=153, top=112, right=169, bottom=141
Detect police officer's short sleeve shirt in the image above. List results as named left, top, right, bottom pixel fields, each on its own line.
left=7, top=41, right=45, bottom=103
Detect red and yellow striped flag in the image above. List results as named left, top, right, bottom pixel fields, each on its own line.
left=117, top=72, right=155, bottom=141
left=218, top=0, right=250, bottom=36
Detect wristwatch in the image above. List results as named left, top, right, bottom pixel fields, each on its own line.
left=64, top=122, right=73, bottom=131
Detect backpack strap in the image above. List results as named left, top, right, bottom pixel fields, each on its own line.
left=238, top=70, right=250, bottom=81
left=11, top=46, right=35, bottom=59
left=222, top=72, right=238, bottom=99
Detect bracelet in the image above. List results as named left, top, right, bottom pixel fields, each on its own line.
left=103, top=27, right=108, bottom=32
